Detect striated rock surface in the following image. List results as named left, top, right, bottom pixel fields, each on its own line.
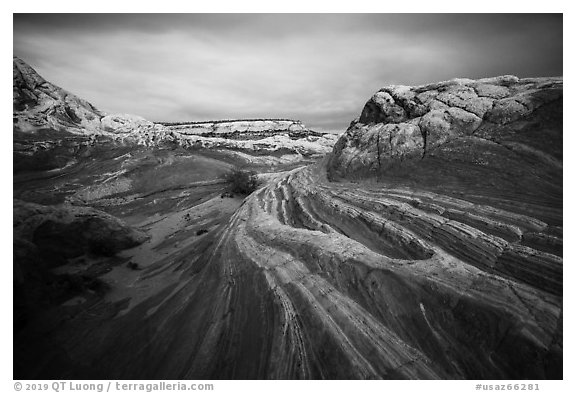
left=180, top=163, right=561, bottom=379
left=31, top=161, right=561, bottom=379
left=97, top=76, right=557, bottom=379
left=13, top=63, right=562, bottom=379
left=162, top=119, right=311, bottom=137
left=161, top=119, right=339, bottom=161
left=174, top=132, right=338, bottom=159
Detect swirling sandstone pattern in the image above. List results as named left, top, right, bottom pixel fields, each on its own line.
left=146, top=163, right=559, bottom=379
left=138, top=77, right=560, bottom=379
left=13, top=61, right=562, bottom=379
left=68, top=158, right=560, bottom=379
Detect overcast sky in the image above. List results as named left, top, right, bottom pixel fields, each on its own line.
left=13, top=14, right=562, bottom=132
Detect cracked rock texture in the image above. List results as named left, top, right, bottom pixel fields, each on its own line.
left=329, top=76, right=562, bottom=181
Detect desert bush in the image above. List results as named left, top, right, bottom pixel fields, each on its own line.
left=224, top=168, right=260, bottom=195
left=127, top=261, right=141, bottom=270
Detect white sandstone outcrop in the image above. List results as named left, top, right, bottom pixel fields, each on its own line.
left=13, top=57, right=338, bottom=157
left=329, top=76, right=562, bottom=176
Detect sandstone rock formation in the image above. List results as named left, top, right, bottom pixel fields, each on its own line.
left=13, top=56, right=104, bottom=133
left=174, top=132, right=338, bottom=160
left=122, top=76, right=558, bottom=379
left=176, top=163, right=560, bottom=379
left=33, top=157, right=560, bottom=379
left=329, top=76, right=562, bottom=184
left=162, top=119, right=311, bottom=136
left=161, top=119, right=339, bottom=162
left=13, top=58, right=338, bottom=160
left=14, top=199, right=149, bottom=266
left=13, top=199, right=149, bottom=335
left=13, top=60, right=562, bottom=380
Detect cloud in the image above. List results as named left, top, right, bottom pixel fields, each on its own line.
left=13, top=14, right=562, bottom=131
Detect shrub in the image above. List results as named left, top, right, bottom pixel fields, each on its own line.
left=224, top=168, right=260, bottom=195
left=127, top=261, right=141, bottom=270
left=196, top=229, right=209, bottom=236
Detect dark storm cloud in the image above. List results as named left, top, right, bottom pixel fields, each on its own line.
left=13, top=14, right=562, bottom=131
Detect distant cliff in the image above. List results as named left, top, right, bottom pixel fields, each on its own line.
left=13, top=57, right=337, bottom=160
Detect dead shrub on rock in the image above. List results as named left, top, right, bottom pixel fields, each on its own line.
left=223, top=168, right=260, bottom=195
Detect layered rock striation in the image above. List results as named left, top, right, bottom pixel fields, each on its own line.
left=134, top=76, right=559, bottom=379
left=13, top=60, right=562, bottom=379
left=64, top=161, right=561, bottom=379
left=162, top=119, right=312, bottom=138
